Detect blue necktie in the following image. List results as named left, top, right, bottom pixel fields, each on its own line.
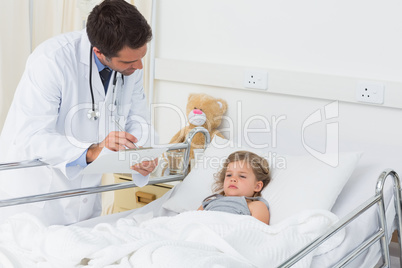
left=99, top=67, right=112, bottom=93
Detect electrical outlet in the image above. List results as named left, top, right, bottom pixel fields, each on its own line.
left=356, top=82, right=384, bottom=104
left=244, top=69, right=268, bottom=90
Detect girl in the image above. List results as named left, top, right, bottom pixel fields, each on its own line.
left=198, top=151, right=271, bottom=224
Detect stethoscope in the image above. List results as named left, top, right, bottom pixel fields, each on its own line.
left=87, top=46, right=124, bottom=121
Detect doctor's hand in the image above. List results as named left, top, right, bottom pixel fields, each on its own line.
left=101, top=131, right=138, bottom=151
left=131, top=158, right=158, bottom=176
left=86, top=131, right=138, bottom=163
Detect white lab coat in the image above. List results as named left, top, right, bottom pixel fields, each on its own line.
left=0, top=30, right=152, bottom=225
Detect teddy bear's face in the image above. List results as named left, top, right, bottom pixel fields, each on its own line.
left=186, top=94, right=226, bottom=130
left=188, top=109, right=207, bottom=126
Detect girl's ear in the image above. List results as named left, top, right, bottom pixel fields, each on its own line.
left=254, top=181, right=263, bottom=192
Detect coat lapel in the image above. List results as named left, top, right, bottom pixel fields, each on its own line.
left=80, top=30, right=105, bottom=98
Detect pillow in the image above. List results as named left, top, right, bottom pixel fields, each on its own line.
left=162, top=136, right=361, bottom=225
left=261, top=152, right=361, bottom=224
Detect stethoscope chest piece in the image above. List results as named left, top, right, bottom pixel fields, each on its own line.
left=87, top=108, right=100, bottom=121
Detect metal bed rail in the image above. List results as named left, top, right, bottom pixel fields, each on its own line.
left=0, top=159, right=48, bottom=171
left=278, top=169, right=402, bottom=268
left=0, top=127, right=211, bottom=209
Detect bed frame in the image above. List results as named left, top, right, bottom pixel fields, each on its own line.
left=0, top=126, right=401, bottom=268
left=0, top=127, right=210, bottom=208
left=279, top=168, right=402, bottom=268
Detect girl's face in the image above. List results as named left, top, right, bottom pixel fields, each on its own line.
left=223, top=160, right=263, bottom=197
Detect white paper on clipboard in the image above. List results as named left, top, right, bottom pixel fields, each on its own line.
left=81, top=147, right=168, bottom=175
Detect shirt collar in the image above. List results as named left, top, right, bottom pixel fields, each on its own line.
left=94, top=52, right=108, bottom=72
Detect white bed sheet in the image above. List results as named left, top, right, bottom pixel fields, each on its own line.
left=76, top=188, right=177, bottom=228
left=76, top=143, right=402, bottom=267
left=0, top=207, right=343, bottom=267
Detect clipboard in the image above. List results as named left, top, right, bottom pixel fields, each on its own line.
left=81, top=147, right=169, bottom=175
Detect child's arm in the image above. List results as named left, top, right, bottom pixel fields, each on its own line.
left=248, top=201, right=270, bottom=224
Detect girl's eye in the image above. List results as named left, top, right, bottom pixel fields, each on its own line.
left=225, top=174, right=231, bottom=177
left=240, top=175, right=246, bottom=179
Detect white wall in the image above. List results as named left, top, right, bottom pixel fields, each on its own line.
left=155, top=0, right=402, bottom=81
left=152, top=0, right=402, bottom=155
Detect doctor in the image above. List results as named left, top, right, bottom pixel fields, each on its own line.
left=0, top=0, right=157, bottom=225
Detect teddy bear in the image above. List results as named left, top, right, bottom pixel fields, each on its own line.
left=169, top=93, right=228, bottom=161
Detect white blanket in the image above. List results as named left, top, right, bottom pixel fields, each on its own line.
left=0, top=209, right=344, bottom=268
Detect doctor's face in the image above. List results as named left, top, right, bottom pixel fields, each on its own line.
left=96, top=44, right=147, bottom=76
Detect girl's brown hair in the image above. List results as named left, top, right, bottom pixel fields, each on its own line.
left=213, top=151, right=271, bottom=197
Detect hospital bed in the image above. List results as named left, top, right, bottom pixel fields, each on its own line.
left=0, top=127, right=401, bottom=267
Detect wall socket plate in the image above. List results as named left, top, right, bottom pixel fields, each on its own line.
left=356, top=82, right=384, bottom=104
left=244, top=69, right=268, bottom=90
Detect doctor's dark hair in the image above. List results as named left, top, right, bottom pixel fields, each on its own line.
left=86, top=0, right=152, bottom=58
left=213, top=151, right=271, bottom=197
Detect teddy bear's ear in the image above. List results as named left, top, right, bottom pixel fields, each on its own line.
left=188, top=93, right=202, bottom=103
left=217, top=99, right=228, bottom=113
left=188, top=94, right=196, bottom=102
left=186, top=94, right=197, bottom=110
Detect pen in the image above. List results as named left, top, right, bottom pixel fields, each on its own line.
left=114, top=120, right=140, bottom=149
